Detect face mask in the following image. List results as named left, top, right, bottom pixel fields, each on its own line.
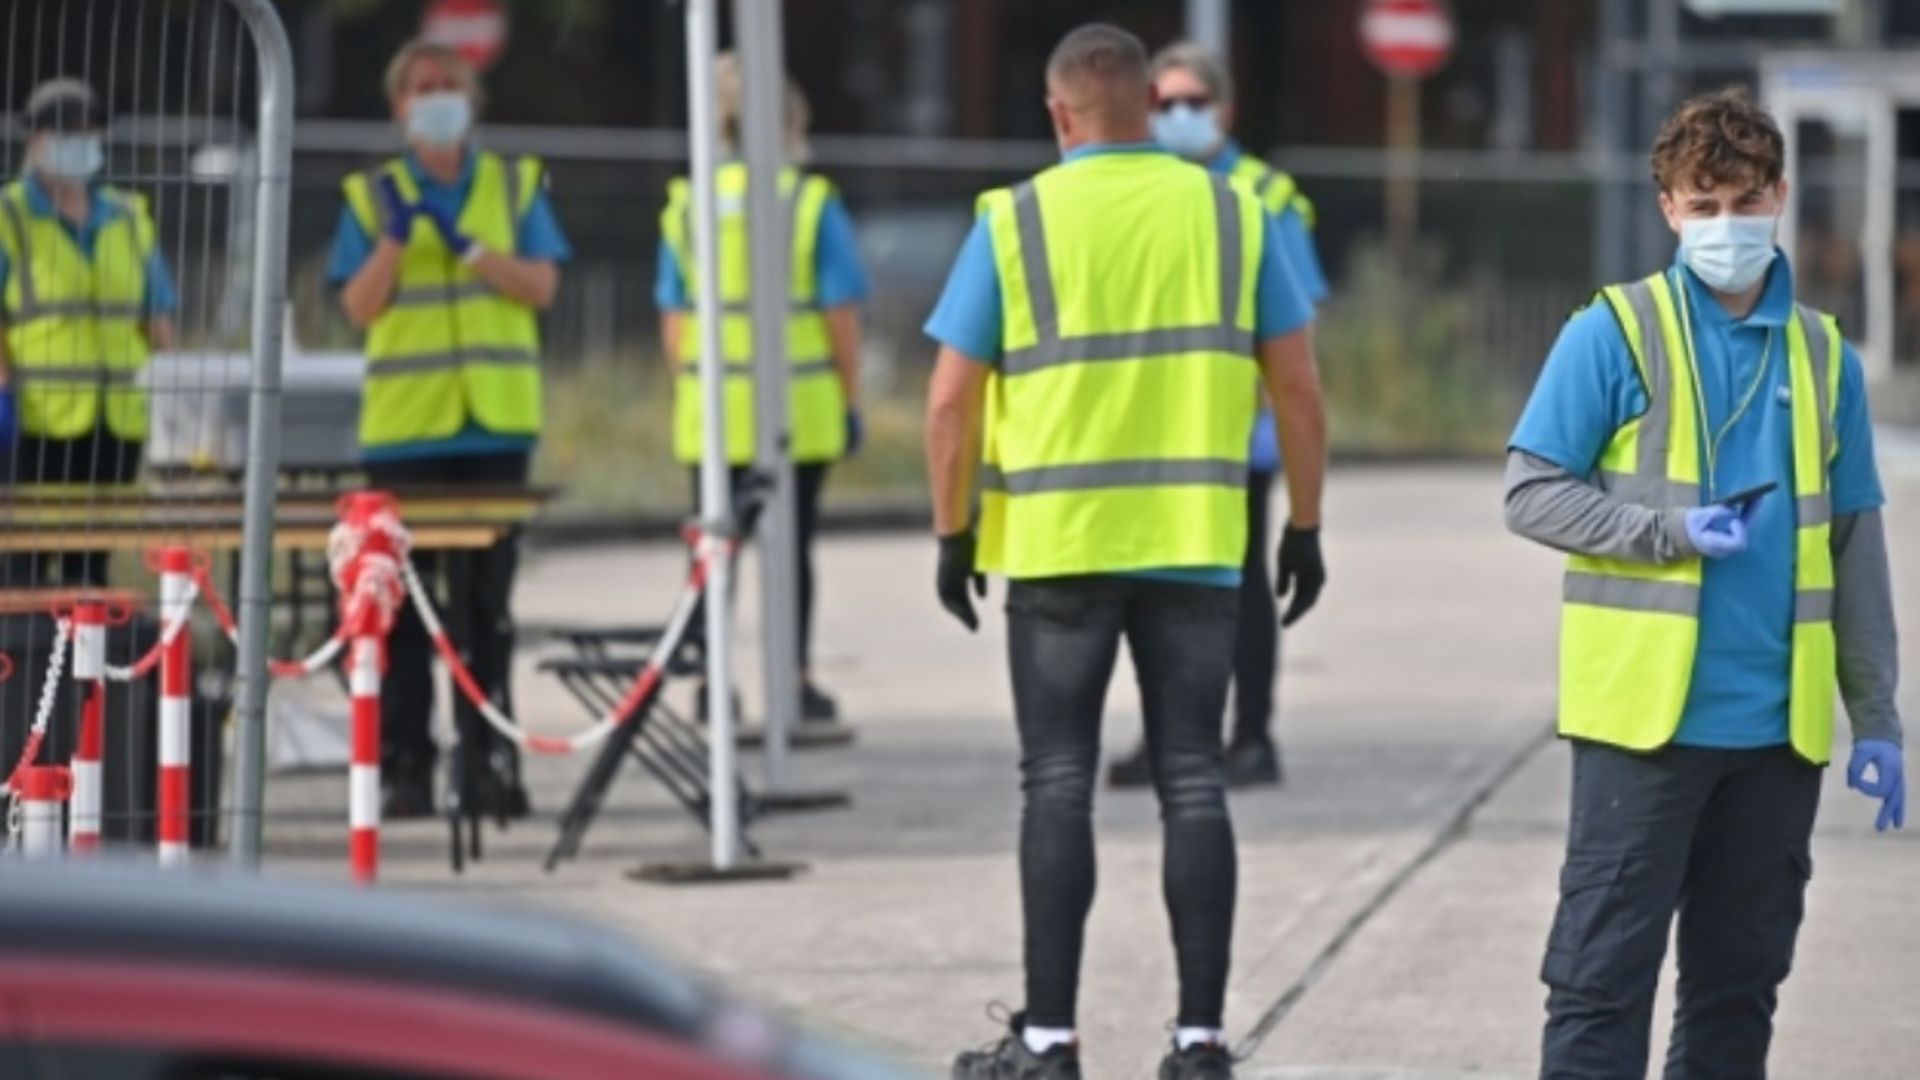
left=1152, top=103, right=1222, bottom=161
left=37, top=134, right=103, bottom=180
left=406, top=91, right=472, bottom=147
left=1678, top=214, right=1778, bottom=293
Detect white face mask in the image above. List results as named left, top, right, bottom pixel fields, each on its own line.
left=1678, top=214, right=1778, bottom=293
left=405, top=91, right=472, bottom=147
left=1151, top=103, right=1223, bottom=161
left=36, top=133, right=103, bottom=181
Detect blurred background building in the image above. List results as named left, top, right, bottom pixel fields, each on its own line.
left=9, top=0, right=1918, bottom=512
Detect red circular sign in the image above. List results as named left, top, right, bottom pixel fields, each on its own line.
left=1360, top=0, right=1455, bottom=80
left=422, top=0, right=509, bottom=73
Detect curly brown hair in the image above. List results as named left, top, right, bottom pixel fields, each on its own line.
left=1650, top=88, right=1785, bottom=194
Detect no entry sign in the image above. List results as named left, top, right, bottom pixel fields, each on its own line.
left=422, top=0, right=509, bottom=73
left=1360, top=0, right=1455, bottom=80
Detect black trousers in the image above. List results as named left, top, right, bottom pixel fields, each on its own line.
left=1, top=431, right=144, bottom=588
left=688, top=462, right=828, bottom=670
left=365, top=451, right=530, bottom=770
left=1541, top=742, right=1822, bottom=1080
left=1008, top=576, right=1240, bottom=1029
left=1232, top=470, right=1280, bottom=746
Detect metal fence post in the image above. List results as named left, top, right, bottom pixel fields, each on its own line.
left=227, top=0, right=295, bottom=868
left=736, top=0, right=802, bottom=791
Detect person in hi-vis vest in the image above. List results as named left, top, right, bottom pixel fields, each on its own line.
left=925, top=25, right=1327, bottom=1080
left=329, top=40, right=571, bottom=820
left=1107, top=41, right=1332, bottom=792
left=0, top=79, right=177, bottom=589
left=655, top=52, right=867, bottom=724
left=1506, top=90, right=1902, bottom=1078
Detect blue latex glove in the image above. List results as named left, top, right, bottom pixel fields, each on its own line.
left=1684, top=504, right=1749, bottom=559
left=1847, top=739, right=1906, bottom=832
left=419, top=201, right=474, bottom=259
left=374, top=174, right=416, bottom=244
left=0, top=385, right=15, bottom=449
left=844, top=408, right=864, bottom=457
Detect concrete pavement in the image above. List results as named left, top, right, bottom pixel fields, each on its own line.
left=260, top=461, right=1920, bottom=1078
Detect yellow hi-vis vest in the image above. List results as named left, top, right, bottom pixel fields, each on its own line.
left=1561, top=271, right=1842, bottom=763
left=1228, top=155, right=1316, bottom=230
left=0, top=180, right=154, bottom=440
left=342, top=152, right=545, bottom=450
left=661, top=163, right=844, bottom=465
left=974, top=152, right=1263, bottom=579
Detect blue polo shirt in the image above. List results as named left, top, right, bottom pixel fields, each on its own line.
left=1510, top=252, right=1885, bottom=748
left=0, top=174, right=179, bottom=314
left=1209, top=141, right=1328, bottom=473
left=924, top=141, right=1315, bottom=587
left=326, top=150, right=573, bottom=463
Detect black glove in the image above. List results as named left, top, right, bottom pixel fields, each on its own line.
left=936, top=530, right=987, bottom=632
left=1275, top=524, right=1325, bottom=627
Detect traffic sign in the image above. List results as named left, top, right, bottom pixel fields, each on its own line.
left=1360, top=0, right=1455, bottom=81
left=422, top=0, right=509, bottom=73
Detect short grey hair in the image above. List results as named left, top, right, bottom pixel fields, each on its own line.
left=1046, top=23, right=1150, bottom=92
left=1150, top=41, right=1233, bottom=105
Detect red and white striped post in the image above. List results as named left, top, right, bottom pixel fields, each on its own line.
left=16, top=764, right=72, bottom=857
left=348, top=635, right=382, bottom=883
left=157, top=548, right=194, bottom=867
left=69, top=602, right=107, bottom=853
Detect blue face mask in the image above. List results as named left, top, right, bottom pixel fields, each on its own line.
left=1152, top=103, right=1222, bottom=161
left=37, top=134, right=103, bottom=181
left=405, top=92, right=472, bottom=148
left=1678, top=214, right=1778, bottom=293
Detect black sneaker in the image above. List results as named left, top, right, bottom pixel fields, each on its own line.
left=800, top=681, right=840, bottom=724
left=952, top=1012, right=1080, bottom=1080
left=1224, top=738, right=1283, bottom=789
left=1158, top=1040, right=1235, bottom=1080
left=381, top=758, right=435, bottom=820
left=1106, top=741, right=1153, bottom=789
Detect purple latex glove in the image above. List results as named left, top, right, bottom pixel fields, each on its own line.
left=374, top=175, right=416, bottom=244
left=844, top=408, right=864, bottom=457
left=1847, top=739, right=1906, bottom=832
left=1684, top=504, right=1749, bottom=559
left=419, top=201, right=474, bottom=259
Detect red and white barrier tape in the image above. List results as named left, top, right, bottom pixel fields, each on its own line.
left=101, top=575, right=199, bottom=683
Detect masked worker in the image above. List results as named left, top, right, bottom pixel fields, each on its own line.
left=329, top=40, right=571, bottom=818
left=1, top=79, right=176, bottom=587
left=925, top=24, right=1327, bottom=1080
left=656, top=52, right=867, bottom=725
left=1506, top=89, right=1903, bottom=1078
left=1108, top=41, right=1331, bottom=791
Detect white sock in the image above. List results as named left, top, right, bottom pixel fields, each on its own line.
left=1175, top=1026, right=1226, bottom=1051
left=1022, top=1025, right=1076, bottom=1055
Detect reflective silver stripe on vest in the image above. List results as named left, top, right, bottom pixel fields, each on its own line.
left=1563, top=571, right=1699, bottom=615
left=12, top=300, right=144, bottom=320
left=1796, top=303, right=1836, bottom=469
left=502, top=155, right=523, bottom=239
left=721, top=299, right=822, bottom=315
left=1, top=196, right=39, bottom=309
left=1253, top=170, right=1276, bottom=199
left=16, top=365, right=107, bottom=384
left=1001, top=177, right=1251, bottom=377
left=1597, top=470, right=1700, bottom=506
left=368, top=347, right=540, bottom=376
left=1794, top=589, right=1833, bottom=623
left=1617, top=279, right=1677, bottom=490
left=391, top=281, right=497, bottom=308
left=980, top=457, right=1246, bottom=495
left=680, top=358, right=836, bottom=379
left=1797, top=495, right=1832, bottom=527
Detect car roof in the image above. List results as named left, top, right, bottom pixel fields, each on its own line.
left=0, top=860, right=714, bottom=1035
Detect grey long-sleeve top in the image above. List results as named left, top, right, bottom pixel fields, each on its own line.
left=1505, top=450, right=1902, bottom=745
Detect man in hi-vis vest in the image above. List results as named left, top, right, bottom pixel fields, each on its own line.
left=1507, top=90, right=1903, bottom=1078
left=924, top=25, right=1326, bottom=1080
left=1, top=79, right=177, bottom=588
left=329, top=40, right=571, bottom=819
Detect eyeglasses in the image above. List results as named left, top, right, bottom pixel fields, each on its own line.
left=1156, top=94, right=1213, bottom=113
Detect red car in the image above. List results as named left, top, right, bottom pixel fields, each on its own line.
left=0, top=862, right=913, bottom=1080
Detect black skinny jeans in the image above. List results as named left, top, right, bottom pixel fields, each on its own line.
left=1232, top=469, right=1279, bottom=745
left=365, top=451, right=530, bottom=772
left=1008, top=575, right=1240, bottom=1029
left=2, top=430, right=144, bottom=588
